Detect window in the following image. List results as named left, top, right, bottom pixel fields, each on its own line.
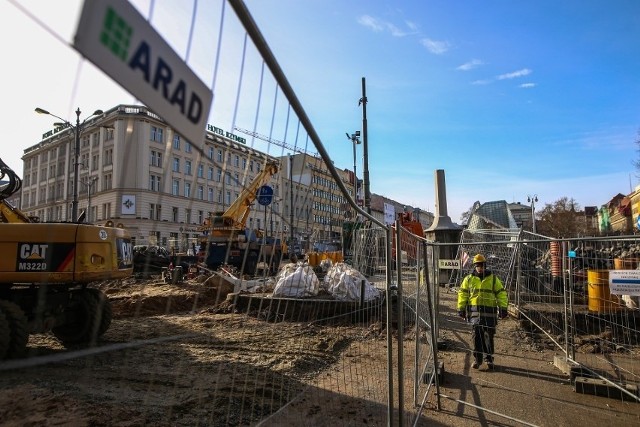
left=234, top=173, right=239, bottom=187
left=172, top=207, right=179, bottom=222
left=91, top=154, right=99, bottom=171
left=102, top=203, right=112, bottom=219
left=216, top=168, right=222, bottom=182
left=104, top=128, right=114, bottom=141
left=149, top=174, right=161, bottom=192
left=104, top=148, right=113, bottom=166
left=217, top=149, right=223, bottom=162
left=242, top=158, right=247, bottom=170
left=208, top=187, right=214, bottom=202
left=225, top=172, right=231, bottom=185
left=150, top=151, right=162, bottom=167
left=208, top=147, right=214, bottom=159
left=184, top=182, right=191, bottom=198
left=173, top=157, right=180, bottom=172
left=197, top=164, right=204, bottom=178
left=173, top=134, right=181, bottom=150
left=185, top=209, right=192, bottom=224
left=198, top=210, right=204, bottom=224
left=217, top=191, right=223, bottom=204
left=149, top=203, right=161, bottom=220
left=172, top=179, right=180, bottom=196
left=185, top=142, right=192, bottom=153
left=197, top=185, right=204, bottom=200
left=225, top=190, right=231, bottom=205
left=103, top=173, right=112, bottom=190
left=185, top=160, right=192, bottom=175
left=234, top=155, right=240, bottom=167
left=151, top=126, right=163, bottom=143
left=208, top=167, right=214, bottom=180
left=249, top=160, right=254, bottom=172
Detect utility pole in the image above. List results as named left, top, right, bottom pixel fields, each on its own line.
left=360, top=77, right=371, bottom=214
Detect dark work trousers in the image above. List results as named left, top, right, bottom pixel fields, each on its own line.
left=470, top=315, right=497, bottom=364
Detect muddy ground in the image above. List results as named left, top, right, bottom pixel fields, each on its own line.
left=0, top=274, right=639, bottom=426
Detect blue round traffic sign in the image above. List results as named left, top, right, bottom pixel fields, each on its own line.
left=257, top=185, right=273, bottom=206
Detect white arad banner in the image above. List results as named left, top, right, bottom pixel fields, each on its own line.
left=74, top=0, right=213, bottom=145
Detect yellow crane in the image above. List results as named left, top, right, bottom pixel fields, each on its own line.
left=198, top=160, right=280, bottom=275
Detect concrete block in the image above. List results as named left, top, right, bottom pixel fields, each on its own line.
left=574, top=377, right=639, bottom=401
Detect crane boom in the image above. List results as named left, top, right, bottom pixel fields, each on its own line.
left=200, top=160, right=279, bottom=235
left=233, top=127, right=320, bottom=158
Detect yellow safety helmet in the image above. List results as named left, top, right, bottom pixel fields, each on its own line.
left=472, top=254, right=486, bottom=264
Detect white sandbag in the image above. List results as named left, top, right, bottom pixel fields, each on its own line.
left=324, top=262, right=381, bottom=301
left=273, top=264, right=320, bottom=297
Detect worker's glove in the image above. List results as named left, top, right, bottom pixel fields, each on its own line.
left=458, top=310, right=466, bottom=319
left=498, top=308, right=508, bottom=319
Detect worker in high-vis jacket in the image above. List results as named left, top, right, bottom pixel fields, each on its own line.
left=457, top=254, right=509, bottom=370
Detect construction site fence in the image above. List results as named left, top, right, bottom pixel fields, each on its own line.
left=443, top=229, right=640, bottom=403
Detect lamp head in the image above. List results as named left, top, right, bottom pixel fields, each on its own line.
left=35, top=107, right=50, bottom=115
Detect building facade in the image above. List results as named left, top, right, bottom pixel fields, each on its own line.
left=22, top=104, right=413, bottom=252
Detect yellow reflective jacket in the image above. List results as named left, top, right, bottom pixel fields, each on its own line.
left=457, top=271, right=508, bottom=312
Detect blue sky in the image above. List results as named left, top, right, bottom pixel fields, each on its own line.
left=2, top=0, right=640, bottom=221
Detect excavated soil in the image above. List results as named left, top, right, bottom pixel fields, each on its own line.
left=0, top=275, right=639, bottom=426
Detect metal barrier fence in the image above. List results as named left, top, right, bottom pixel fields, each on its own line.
left=448, top=230, right=640, bottom=404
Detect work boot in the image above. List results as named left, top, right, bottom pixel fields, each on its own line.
left=486, top=362, right=495, bottom=370
left=471, top=361, right=480, bottom=369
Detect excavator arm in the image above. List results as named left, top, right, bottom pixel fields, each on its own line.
left=0, top=157, right=32, bottom=223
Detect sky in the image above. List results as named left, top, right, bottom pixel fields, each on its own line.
left=2, top=0, right=640, bottom=222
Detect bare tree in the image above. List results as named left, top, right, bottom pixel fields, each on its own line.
left=536, top=197, right=588, bottom=238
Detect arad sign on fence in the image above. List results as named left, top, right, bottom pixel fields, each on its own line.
left=438, top=259, right=461, bottom=270
left=74, top=0, right=213, bottom=145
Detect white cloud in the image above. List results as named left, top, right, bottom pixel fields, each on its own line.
left=357, top=15, right=384, bottom=32
left=420, top=38, right=450, bottom=54
left=472, top=79, right=492, bottom=85
left=497, top=68, right=532, bottom=80
left=457, top=59, right=484, bottom=71
left=405, top=20, right=418, bottom=32
left=519, top=83, right=536, bottom=88
left=358, top=15, right=417, bottom=37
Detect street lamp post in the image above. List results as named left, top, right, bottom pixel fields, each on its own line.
left=527, top=194, right=538, bottom=233
left=345, top=131, right=361, bottom=210
left=35, top=107, right=103, bottom=222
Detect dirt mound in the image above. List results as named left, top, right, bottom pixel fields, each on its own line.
left=92, top=274, right=237, bottom=318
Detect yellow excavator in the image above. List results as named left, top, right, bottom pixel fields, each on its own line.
left=198, top=160, right=281, bottom=275
left=0, top=158, right=132, bottom=359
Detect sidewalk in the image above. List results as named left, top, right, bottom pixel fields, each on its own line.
left=430, top=289, right=640, bottom=426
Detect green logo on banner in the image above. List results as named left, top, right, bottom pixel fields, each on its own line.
left=100, top=7, right=132, bottom=61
